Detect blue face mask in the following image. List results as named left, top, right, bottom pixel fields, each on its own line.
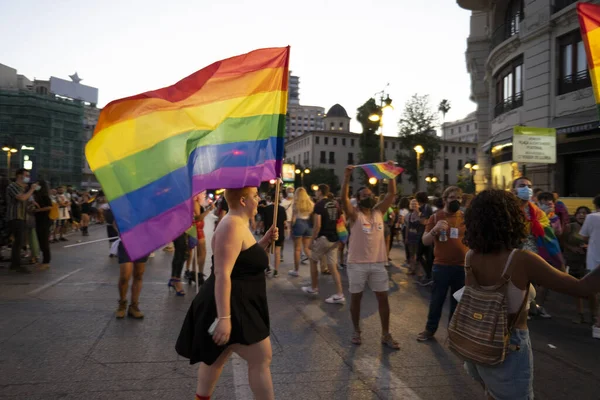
left=516, top=187, right=533, bottom=201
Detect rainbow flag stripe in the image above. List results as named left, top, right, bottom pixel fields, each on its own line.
left=578, top=3, right=600, bottom=114
left=359, top=162, right=404, bottom=180
left=85, top=47, right=289, bottom=260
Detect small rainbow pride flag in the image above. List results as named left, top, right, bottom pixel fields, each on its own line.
left=358, top=162, right=404, bottom=180
left=578, top=3, right=600, bottom=117
left=336, top=216, right=348, bottom=244
left=86, top=47, right=289, bottom=260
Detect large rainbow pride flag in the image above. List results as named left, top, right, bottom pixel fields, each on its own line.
left=578, top=3, right=600, bottom=117
left=86, top=47, right=289, bottom=260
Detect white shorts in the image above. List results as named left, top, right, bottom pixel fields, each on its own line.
left=347, top=263, right=389, bottom=293
left=310, top=236, right=338, bottom=266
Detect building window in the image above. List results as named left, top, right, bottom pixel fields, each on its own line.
left=494, top=56, right=524, bottom=117
left=475, top=123, right=478, bottom=129
left=348, top=152, right=354, bottom=164
left=458, top=159, right=463, bottom=170
left=384, top=141, right=388, bottom=149
left=492, top=0, right=523, bottom=49
left=342, top=138, right=346, bottom=146
left=459, top=147, right=462, bottom=154
left=466, top=125, right=470, bottom=132
left=329, top=152, right=335, bottom=164
left=339, top=122, right=343, bottom=128
left=558, top=30, right=591, bottom=95
left=392, top=142, right=395, bottom=150
left=333, top=138, right=337, bottom=145
left=320, top=151, right=326, bottom=163
left=316, top=136, right=320, bottom=144
left=444, top=145, right=448, bottom=152
left=324, top=137, right=329, bottom=145
left=444, top=158, right=449, bottom=170
left=452, top=146, right=456, bottom=154
left=458, top=126, right=462, bottom=133
left=330, top=122, right=335, bottom=130
left=351, top=139, right=355, bottom=147
left=444, top=174, right=449, bottom=186
left=451, top=128, right=454, bottom=134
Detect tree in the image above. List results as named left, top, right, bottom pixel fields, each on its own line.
left=304, top=168, right=340, bottom=194
left=438, top=99, right=451, bottom=122
left=456, top=173, right=475, bottom=194
left=395, top=94, right=441, bottom=189
left=356, top=98, right=382, bottom=185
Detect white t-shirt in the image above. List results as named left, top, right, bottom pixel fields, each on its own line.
left=580, top=212, right=600, bottom=271
left=280, top=197, right=293, bottom=222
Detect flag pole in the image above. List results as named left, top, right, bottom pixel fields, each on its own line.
left=193, top=244, right=199, bottom=294
left=270, top=178, right=281, bottom=254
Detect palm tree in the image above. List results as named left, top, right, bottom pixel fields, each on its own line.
left=438, top=99, right=451, bottom=122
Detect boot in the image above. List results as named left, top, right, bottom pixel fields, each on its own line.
left=128, top=302, right=144, bottom=319
left=115, top=300, right=127, bottom=319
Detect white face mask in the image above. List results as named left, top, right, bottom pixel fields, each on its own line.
left=23, top=177, right=30, bottom=184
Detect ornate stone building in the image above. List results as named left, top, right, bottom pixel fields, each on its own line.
left=458, top=0, right=600, bottom=196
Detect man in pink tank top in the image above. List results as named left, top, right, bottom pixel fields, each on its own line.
left=340, top=164, right=400, bottom=349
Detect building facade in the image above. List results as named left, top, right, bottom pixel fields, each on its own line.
left=284, top=73, right=326, bottom=140
left=285, top=104, right=478, bottom=195
left=0, top=63, right=101, bottom=188
left=459, top=0, right=600, bottom=196
left=441, top=111, right=478, bottom=142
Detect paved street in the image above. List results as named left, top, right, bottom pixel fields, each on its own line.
left=1, top=215, right=600, bottom=399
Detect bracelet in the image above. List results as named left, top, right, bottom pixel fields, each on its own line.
left=218, top=315, right=231, bottom=320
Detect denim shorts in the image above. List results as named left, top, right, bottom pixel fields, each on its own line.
left=464, top=329, right=534, bottom=400
left=292, top=219, right=312, bottom=238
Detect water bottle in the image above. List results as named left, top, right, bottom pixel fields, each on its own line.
left=439, top=229, right=447, bottom=242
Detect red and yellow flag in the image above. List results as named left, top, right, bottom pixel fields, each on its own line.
left=578, top=3, right=600, bottom=114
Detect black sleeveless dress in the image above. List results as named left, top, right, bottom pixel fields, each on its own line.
left=175, top=243, right=270, bottom=365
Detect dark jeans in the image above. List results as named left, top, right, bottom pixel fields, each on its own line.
left=417, top=240, right=433, bottom=279
left=35, top=218, right=51, bottom=264
left=425, top=264, right=465, bottom=334
left=171, top=234, right=188, bottom=278
left=8, top=219, right=26, bottom=269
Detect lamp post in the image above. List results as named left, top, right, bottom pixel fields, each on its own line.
left=2, top=145, right=18, bottom=177
left=294, top=167, right=310, bottom=188
left=463, top=162, right=479, bottom=193
left=413, top=145, right=424, bottom=193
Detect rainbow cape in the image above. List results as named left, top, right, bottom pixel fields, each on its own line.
left=85, top=47, right=289, bottom=260
left=358, top=162, right=404, bottom=180
left=578, top=3, right=600, bottom=117
left=526, top=202, right=564, bottom=269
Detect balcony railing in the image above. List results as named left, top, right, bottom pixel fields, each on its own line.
left=553, top=0, right=577, bottom=14
left=494, top=92, right=523, bottom=117
left=490, top=14, right=523, bottom=51
left=558, top=70, right=591, bottom=95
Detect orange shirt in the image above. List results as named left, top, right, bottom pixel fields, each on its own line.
left=425, top=210, right=468, bottom=266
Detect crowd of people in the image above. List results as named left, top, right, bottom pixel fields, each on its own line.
left=8, top=163, right=600, bottom=400
left=2, top=168, right=107, bottom=274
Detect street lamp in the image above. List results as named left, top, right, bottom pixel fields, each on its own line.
left=368, top=177, right=378, bottom=186
left=294, top=167, right=310, bottom=188
left=414, top=145, right=424, bottom=192
left=311, top=184, right=319, bottom=192
left=463, top=162, right=479, bottom=193
left=2, top=146, right=18, bottom=177
left=368, top=91, right=394, bottom=164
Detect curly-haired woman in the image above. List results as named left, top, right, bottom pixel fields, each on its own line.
left=462, top=190, right=600, bottom=400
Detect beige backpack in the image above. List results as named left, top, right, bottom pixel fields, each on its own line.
left=448, top=249, right=529, bottom=366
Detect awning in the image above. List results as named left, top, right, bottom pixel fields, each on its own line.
left=550, top=109, right=598, bottom=132
left=481, top=128, right=513, bottom=152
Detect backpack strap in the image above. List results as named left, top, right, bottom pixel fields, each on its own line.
left=500, top=249, right=519, bottom=282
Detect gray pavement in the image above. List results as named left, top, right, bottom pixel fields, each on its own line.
left=0, top=215, right=599, bottom=399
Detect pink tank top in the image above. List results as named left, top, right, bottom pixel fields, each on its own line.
left=347, top=210, right=387, bottom=264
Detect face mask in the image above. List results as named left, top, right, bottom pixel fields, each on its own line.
left=359, top=197, right=376, bottom=209
left=516, top=187, right=533, bottom=201
left=23, top=177, right=30, bottom=184
left=447, top=200, right=461, bottom=213
left=539, top=204, right=551, bottom=213
left=287, top=192, right=293, bottom=198
left=35, top=186, right=41, bottom=191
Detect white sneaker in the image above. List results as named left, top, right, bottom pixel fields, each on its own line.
left=288, top=270, right=299, bottom=277
left=302, top=286, right=319, bottom=295
left=325, top=294, right=345, bottom=304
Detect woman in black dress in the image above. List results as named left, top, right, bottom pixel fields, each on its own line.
left=176, top=186, right=278, bottom=400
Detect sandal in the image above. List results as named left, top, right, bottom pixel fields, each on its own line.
left=381, top=333, right=400, bottom=350
left=351, top=331, right=362, bottom=345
